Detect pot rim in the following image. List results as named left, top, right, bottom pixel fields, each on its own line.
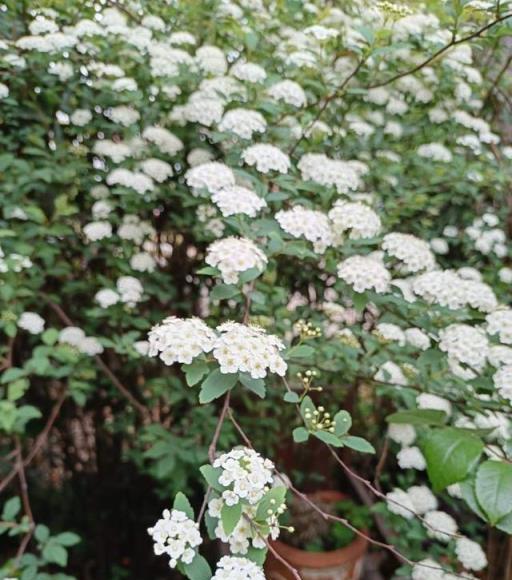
left=269, top=490, right=368, bottom=569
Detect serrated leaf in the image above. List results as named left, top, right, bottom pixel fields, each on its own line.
left=285, top=344, right=315, bottom=360
left=173, top=492, right=194, bottom=519
left=422, top=428, right=484, bottom=492
left=386, top=409, right=447, bottom=426
left=342, top=435, right=375, bottom=454
left=182, top=553, right=212, bottom=580
left=221, top=502, right=242, bottom=535
left=210, top=284, right=241, bottom=300
left=475, top=460, right=512, bottom=524
left=256, top=486, right=287, bottom=521
left=314, top=430, right=344, bottom=447
left=199, top=370, right=238, bottom=404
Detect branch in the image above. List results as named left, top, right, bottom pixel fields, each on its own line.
left=368, top=13, right=512, bottom=89
left=482, top=52, right=512, bottom=107
left=44, top=298, right=150, bottom=421
left=208, top=391, right=231, bottom=463
left=15, top=437, right=35, bottom=564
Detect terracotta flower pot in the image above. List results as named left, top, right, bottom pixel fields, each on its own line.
left=265, top=491, right=368, bottom=580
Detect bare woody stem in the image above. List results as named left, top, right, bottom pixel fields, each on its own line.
left=15, top=437, right=35, bottom=564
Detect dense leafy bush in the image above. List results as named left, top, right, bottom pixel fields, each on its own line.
left=1, top=0, right=512, bottom=579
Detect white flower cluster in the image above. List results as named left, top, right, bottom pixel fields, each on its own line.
left=276, top=206, right=333, bottom=253
left=218, top=109, right=267, bottom=139
left=417, top=142, right=453, bottom=162
left=231, top=61, right=267, bottom=83
left=95, top=277, right=144, bottom=308
left=267, top=79, right=307, bottom=107
left=59, top=326, right=103, bottom=356
left=185, top=162, right=235, bottom=195
left=107, top=168, right=154, bottom=195
left=242, top=144, right=290, bottom=174
left=455, top=537, right=487, bottom=571
left=211, top=556, right=265, bottom=580
left=213, top=322, right=287, bottom=378
left=206, top=237, right=267, bottom=284
left=208, top=448, right=284, bottom=554
left=397, top=446, right=426, bottom=470
left=382, top=233, right=436, bottom=273
left=298, top=153, right=361, bottom=194
left=337, top=255, right=391, bottom=293
left=493, top=365, right=512, bottom=402
left=140, top=158, right=173, bottom=182
left=17, top=312, right=45, bottom=334
left=438, top=324, right=489, bottom=372
left=486, top=309, right=512, bottom=344
left=465, top=214, right=507, bottom=257
left=148, top=317, right=217, bottom=365
left=147, top=509, right=202, bottom=569
left=211, top=186, right=266, bottom=217
left=142, top=126, right=184, bottom=155
left=83, top=221, right=112, bottom=242
left=328, top=201, right=381, bottom=240
left=424, top=510, right=458, bottom=543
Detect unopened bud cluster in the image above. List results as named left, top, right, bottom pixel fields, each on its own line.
left=294, top=319, right=322, bottom=339
left=304, top=405, right=335, bottom=433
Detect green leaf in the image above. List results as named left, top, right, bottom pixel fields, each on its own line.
left=182, top=553, right=212, bottom=580
left=196, top=266, right=219, bottom=275
left=285, top=344, right=315, bottom=360
left=183, top=360, right=210, bottom=387
left=221, top=502, right=242, bottom=535
left=34, top=524, right=50, bottom=543
left=1, top=367, right=26, bottom=384
left=333, top=411, right=352, bottom=436
left=54, top=532, right=80, bottom=547
left=239, top=373, right=266, bottom=398
left=245, top=546, right=268, bottom=565
left=460, top=479, right=486, bottom=521
left=8, top=378, right=29, bottom=402
left=300, top=395, right=315, bottom=419
left=173, top=492, right=194, bottom=520
left=199, top=465, right=224, bottom=491
left=352, top=292, right=368, bottom=313
left=210, top=284, right=241, bottom=300
left=475, top=461, right=512, bottom=525
left=497, top=511, right=512, bottom=535
left=41, top=328, right=59, bottom=345
left=314, top=430, right=343, bottom=447
left=199, top=370, right=238, bottom=404
left=422, top=428, right=484, bottom=492
left=292, top=427, right=309, bottom=443
left=256, top=486, right=287, bottom=521
left=43, top=542, right=68, bottom=567
left=239, top=267, right=262, bottom=283
left=386, top=409, right=447, bottom=426
left=2, top=496, right=21, bottom=520
left=341, top=436, right=375, bottom=454
left=283, top=391, right=300, bottom=403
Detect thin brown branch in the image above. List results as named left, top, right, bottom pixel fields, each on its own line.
left=263, top=536, right=302, bottom=580
left=208, top=391, right=231, bottom=463
left=44, top=298, right=150, bottom=420
left=0, top=389, right=67, bottom=495
left=15, top=437, right=35, bottom=564
left=374, top=437, right=389, bottom=492
left=368, top=13, right=512, bottom=89
left=483, top=52, right=512, bottom=107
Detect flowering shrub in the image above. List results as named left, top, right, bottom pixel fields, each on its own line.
left=1, top=0, right=512, bottom=579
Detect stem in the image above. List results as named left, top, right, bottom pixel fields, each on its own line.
left=15, top=437, right=35, bottom=564
left=208, top=391, right=231, bottom=463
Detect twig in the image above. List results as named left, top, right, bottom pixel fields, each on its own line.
left=15, top=437, right=35, bottom=564
left=368, top=13, right=512, bottom=89
left=197, top=486, right=211, bottom=525
left=264, top=536, right=302, bottom=580
left=44, top=298, right=150, bottom=420
left=0, top=389, right=67, bottom=495
left=482, top=52, right=512, bottom=107
left=208, top=391, right=231, bottom=463
left=374, top=437, right=389, bottom=492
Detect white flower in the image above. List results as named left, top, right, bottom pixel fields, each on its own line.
left=130, top=252, right=156, bottom=273
left=212, top=186, right=266, bottom=218
left=116, top=276, right=144, bottom=306
left=242, top=144, right=290, bottom=174
left=18, top=312, right=45, bottom=334
left=48, top=61, right=73, bottom=81
left=298, top=153, right=361, bottom=194
left=411, top=558, right=444, bottom=580
left=397, top=446, right=426, bottom=470
left=134, top=340, right=149, bottom=356
left=95, top=288, right=120, bottom=308
left=337, top=255, right=391, bottom=294
left=118, top=215, right=155, bottom=245
left=140, top=159, right=173, bottom=182
left=218, top=109, right=267, bottom=139
left=328, top=201, right=381, bottom=240
left=493, top=365, right=512, bottom=402
left=107, top=169, right=154, bottom=195
left=388, top=424, right=416, bottom=446
left=417, top=393, right=452, bottom=416
left=59, top=326, right=86, bottom=347
left=213, top=323, right=287, bottom=378
left=407, top=486, right=438, bottom=514
left=499, top=267, right=512, bottom=283
left=183, top=93, right=224, bottom=127
left=79, top=337, right=104, bottom=356
left=304, top=24, right=338, bottom=40
left=405, top=328, right=431, bottom=350
left=196, top=45, right=227, bottom=75
left=142, top=126, right=183, bottom=155
left=374, top=361, right=407, bottom=386
left=375, top=323, right=405, bottom=346
left=185, top=162, right=235, bottom=195
left=230, top=61, right=267, bottom=83
left=386, top=488, right=415, bottom=519
left=424, top=510, right=458, bottom=542
left=206, top=237, right=267, bottom=284
left=106, top=105, right=140, bottom=126
left=187, top=148, right=214, bottom=167
left=486, top=309, right=512, bottom=345
left=439, top=324, right=488, bottom=372
left=70, top=109, right=92, bottom=126
left=267, top=80, right=307, bottom=107
left=276, top=206, right=333, bottom=253
left=417, top=143, right=453, bottom=162
left=212, top=556, right=265, bottom=580
left=382, top=233, right=436, bottom=273
left=148, top=317, right=217, bottom=365
left=83, top=221, right=112, bottom=242
left=455, top=537, right=487, bottom=571
left=147, top=509, right=202, bottom=569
